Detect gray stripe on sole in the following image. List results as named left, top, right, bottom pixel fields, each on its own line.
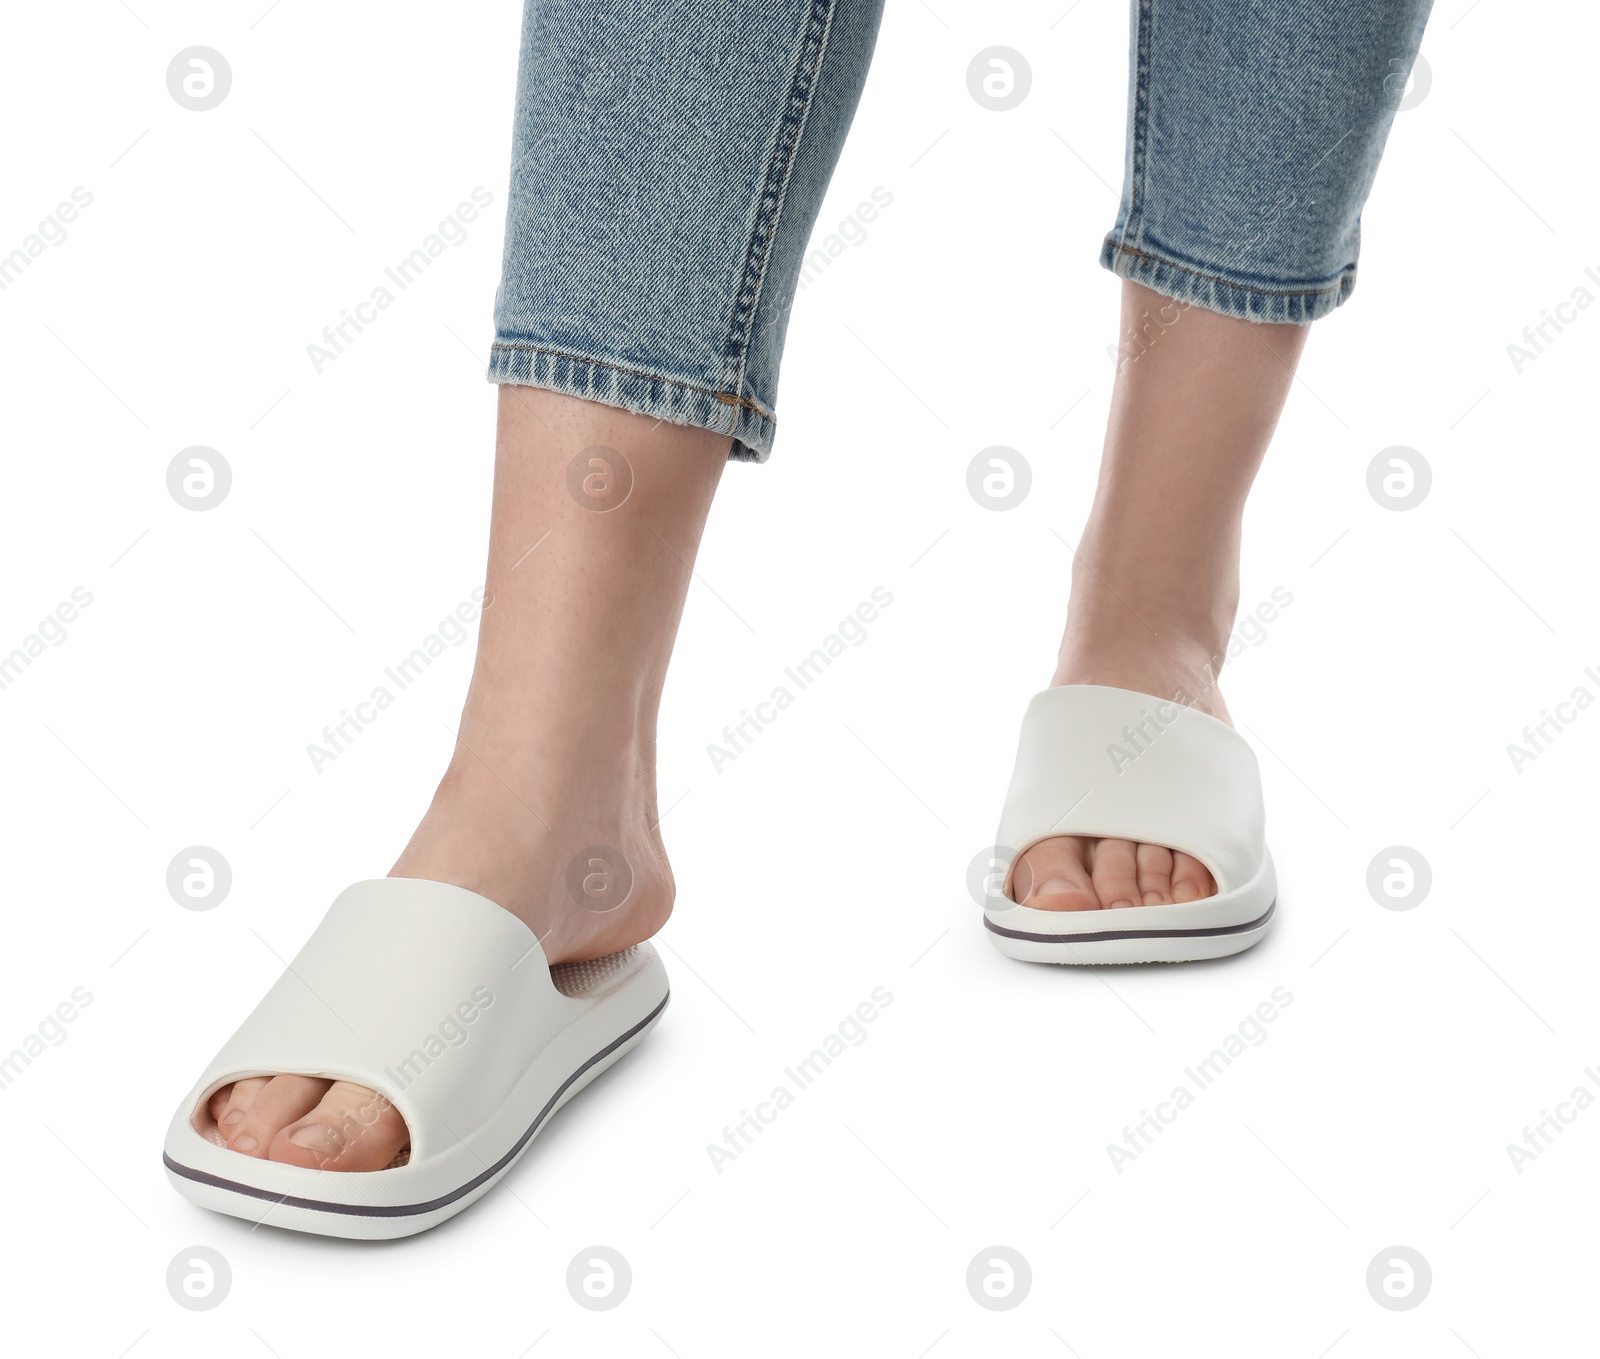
left=984, top=900, right=1275, bottom=945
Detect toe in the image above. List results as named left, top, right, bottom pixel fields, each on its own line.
left=1171, top=851, right=1217, bottom=903
left=225, top=1075, right=330, bottom=1158
left=1013, top=836, right=1100, bottom=911
left=269, top=1081, right=409, bottom=1172
left=210, top=1076, right=269, bottom=1140
left=1089, top=838, right=1142, bottom=909
left=208, top=1084, right=235, bottom=1125
left=1136, top=843, right=1175, bottom=905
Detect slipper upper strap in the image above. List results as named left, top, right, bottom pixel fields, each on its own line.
left=994, top=685, right=1267, bottom=895
left=191, top=878, right=572, bottom=1160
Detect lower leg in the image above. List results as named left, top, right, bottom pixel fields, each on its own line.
left=1017, top=282, right=1308, bottom=911
left=210, top=386, right=729, bottom=1168
left=390, top=385, right=727, bottom=962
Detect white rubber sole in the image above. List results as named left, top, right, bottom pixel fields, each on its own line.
left=984, top=901, right=1275, bottom=965
left=163, top=993, right=667, bottom=1240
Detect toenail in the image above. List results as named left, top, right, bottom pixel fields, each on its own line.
left=290, top=1125, right=346, bottom=1155
left=1110, top=898, right=1134, bottom=910
left=231, top=1134, right=258, bottom=1152
left=1144, top=891, right=1164, bottom=905
left=1175, top=883, right=1200, bottom=902
left=1034, top=877, right=1074, bottom=899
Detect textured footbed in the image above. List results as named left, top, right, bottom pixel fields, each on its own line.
left=550, top=944, right=642, bottom=997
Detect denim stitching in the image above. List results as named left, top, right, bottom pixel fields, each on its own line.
left=720, top=0, right=838, bottom=397
left=1117, top=0, right=1155, bottom=253
left=490, top=341, right=775, bottom=419
left=1108, top=243, right=1352, bottom=299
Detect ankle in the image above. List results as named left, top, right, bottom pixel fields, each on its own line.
left=1053, top=568, right=1237, bottom=722
left=392, top=747, right=674, bottom=962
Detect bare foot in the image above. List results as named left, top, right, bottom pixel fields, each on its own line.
left=1012, top=608, right=1227, bottom=912
left=203, top=387, right=724, bottom=1171
left=205, top=747, right=674, bottom=1171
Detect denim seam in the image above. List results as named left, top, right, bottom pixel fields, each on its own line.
left=1106, top=242, right=1351, bottom=298
left=489, top=341, right=774, bottom=419
left=1117, top=0, right=1155, bottom=254
left=720, top=0, right=838, bottom=399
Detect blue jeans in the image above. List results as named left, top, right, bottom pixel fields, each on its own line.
left=489, top=0, right=1432, bottom=460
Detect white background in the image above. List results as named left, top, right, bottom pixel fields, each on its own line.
left=2, top=1, right=1596, bottom=1354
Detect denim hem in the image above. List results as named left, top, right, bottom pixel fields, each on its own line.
left=1099, top=238, right=1356, bottom=325
left=487, top=341, right=776, bottom=462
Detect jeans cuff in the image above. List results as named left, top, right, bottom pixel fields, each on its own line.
left=1099, top=238, right=1355, bottom=325
left=487, top=341, right=776, bottom=461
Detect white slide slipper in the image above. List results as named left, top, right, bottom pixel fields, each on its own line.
left=984, top=685, right=1276, bottom=965
left=163, top=877, right=668, bottom=1239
